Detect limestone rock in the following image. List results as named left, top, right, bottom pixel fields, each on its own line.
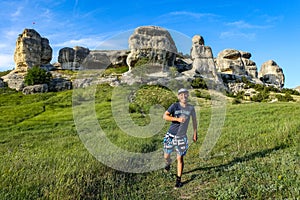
left=258, top=60, right=285, bottom=88
left=185, top=35, right=219, bottom=81
left=240, top=51, right=258, bottom=78
left=14, top=29, right=52, bottom=72
left=216, top=49, right=247, bottom=75
left=58, top=46, right=90, bottom=70
left=83, top=50, right=130, bottom=69
left=22, top=84, right=48, bottom=95
left=1, top=71, right=25, bottom=91
left=48, top=78, right=72, bottom=92
left=126, top=26, right=177, bottom=72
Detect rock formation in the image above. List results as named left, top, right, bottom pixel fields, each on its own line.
left=83, top=50, right=129, bottom=69
left=14, top=29, right=52, bottom=72
left=126, top=26, right=177, bottom=72
left=258, top=60, right=285, bottom=87
left=58, top=46, right=90, bottom=70
left=215, top=49, right=247, bottom=75
left=58, top=46, right=130, bottom=70
left=240, top=51, right=258, bottom=78
left=1, top=26, right=289, bottom=93
left=185, top=35, right=220, bottom=82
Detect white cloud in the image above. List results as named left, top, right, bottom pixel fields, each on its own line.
left=11, top=6, right=23, bottom=18
left=167, top=11, right=215, bottom=19
left=226, top=20, right=271, bottom=29
left=53, top=37, right=104, bottom=49
left=220, top=31, right=256, bottom=40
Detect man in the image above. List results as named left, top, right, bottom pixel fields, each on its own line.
left=163, top=88, right=198, bottom=188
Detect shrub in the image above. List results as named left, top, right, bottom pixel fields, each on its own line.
left=191, top=77, right=208, bottom=89
left=276, top=93, right=295, bottom=102
left=232, top=98, right=242, bottom=104
left=251, top=90, right=269, bottom=102
left=24, top=66, right=52, bottom=86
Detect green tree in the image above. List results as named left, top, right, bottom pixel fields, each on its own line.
left=24, top=66, right=52, bottom=86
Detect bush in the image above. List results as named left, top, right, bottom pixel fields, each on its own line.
left=276, top=93, right=295, bottom=102
left=24, top=66, right=52, bottom=86
left=191, top=77, right=208, bottom=89
left=251, top=91, right=269, bottom=102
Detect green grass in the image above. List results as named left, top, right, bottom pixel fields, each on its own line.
left=0, top=85, right=299, bottom=199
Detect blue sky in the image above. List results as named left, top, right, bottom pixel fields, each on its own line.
left=0, top=0, right=299, bottom=88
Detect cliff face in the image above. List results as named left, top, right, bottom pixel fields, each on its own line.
left=14, top=29, right=52, bottom=72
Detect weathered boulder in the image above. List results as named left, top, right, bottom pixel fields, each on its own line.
left=216, top=49, right=247, bottom=75
left=126, top=26, right=177, bottom=72
left=258, top=60, right=285, bottom=88
left=48, top=78, right=72, bottom=92
left=14, top=29, right=52, bottom=72
left=240, top=51, right=258, bottom=78
left=58, top=46, right=90, bottom=70
left=1, top=71, right=25, bottom=91
left=22, top=84, right=48, bottom=95
left=83, top=50, right=130, bottom=70
left=185, top=35, right=219, bottom=81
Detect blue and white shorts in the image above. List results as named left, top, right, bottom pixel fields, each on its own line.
left=163, top=132, right=188, bottom=156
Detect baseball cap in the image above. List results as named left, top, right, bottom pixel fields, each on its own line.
left=178, top=88, right=189, bottom=94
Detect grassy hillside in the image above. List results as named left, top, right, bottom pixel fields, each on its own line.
left=0, top=85, right=299, bottom=199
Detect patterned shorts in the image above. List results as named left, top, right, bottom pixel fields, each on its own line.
left=163, top=132, right=188, bottom=156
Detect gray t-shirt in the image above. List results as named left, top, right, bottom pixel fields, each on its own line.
left=167, top=102, right=196, bottom=136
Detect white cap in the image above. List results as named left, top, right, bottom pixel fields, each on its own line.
left=178, top=88, right=189, bottom=94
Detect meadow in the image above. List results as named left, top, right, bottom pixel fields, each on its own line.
left=0, top=85, right=299, bottom=199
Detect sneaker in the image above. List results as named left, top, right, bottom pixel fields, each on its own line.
left=174, top=181, right=183, bottom=188
left=174, top=176, right=183, bottom=188
left=164, top=164, right=171, bottom=172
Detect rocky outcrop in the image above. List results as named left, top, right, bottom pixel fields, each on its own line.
left=58, top=47, right=130, bottom=70
left=14, top=29, right=52, bottom=72
left=82, top=50, right=130, bottom=70
left=215, top=49, right=258, bottom=78
left=126, top=26, right=177, bottom=72
left=240, top=51, right=258, bottom=78
left=1, top=71, right=25, bottom=91
left=258, top=60, right=285, bottom=87
left=185, top=35, right=220, bottom=82
left=58, top=46, right=90, bottom=70
left=22, top=84, right=48, bottom=95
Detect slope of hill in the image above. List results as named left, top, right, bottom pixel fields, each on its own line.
left=0, top=85, right=299, bottom=199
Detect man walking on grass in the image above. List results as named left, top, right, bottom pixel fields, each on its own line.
left=163, top=88, right=198, bottom=188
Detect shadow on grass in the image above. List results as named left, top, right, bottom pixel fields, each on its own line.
left=182, top=144, right=288, bottom=185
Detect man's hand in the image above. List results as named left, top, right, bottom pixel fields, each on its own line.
left=193, top=132, right=197, bottom=142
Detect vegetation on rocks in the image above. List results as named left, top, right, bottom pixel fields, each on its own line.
left=24, top=66, right=52, bottom=86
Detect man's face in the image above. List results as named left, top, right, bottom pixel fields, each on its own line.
left=178, top=92, right=189, bottom=103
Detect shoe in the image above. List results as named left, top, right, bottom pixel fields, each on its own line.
left=164, top=164, right=171, bottom=172
left=174, top=181, right=183, bottom=188
left=174, top=176, right=183, bottom=188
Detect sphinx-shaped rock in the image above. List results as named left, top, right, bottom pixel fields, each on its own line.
left=14, top=29, right=52, bottom=72
left=258, top=60, right=284, bottom=88
left=186, top=35, right=219, bottom=81
left=58, top=46, right=90, bottom=70
left=126, top=26, right=177, bottom=73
